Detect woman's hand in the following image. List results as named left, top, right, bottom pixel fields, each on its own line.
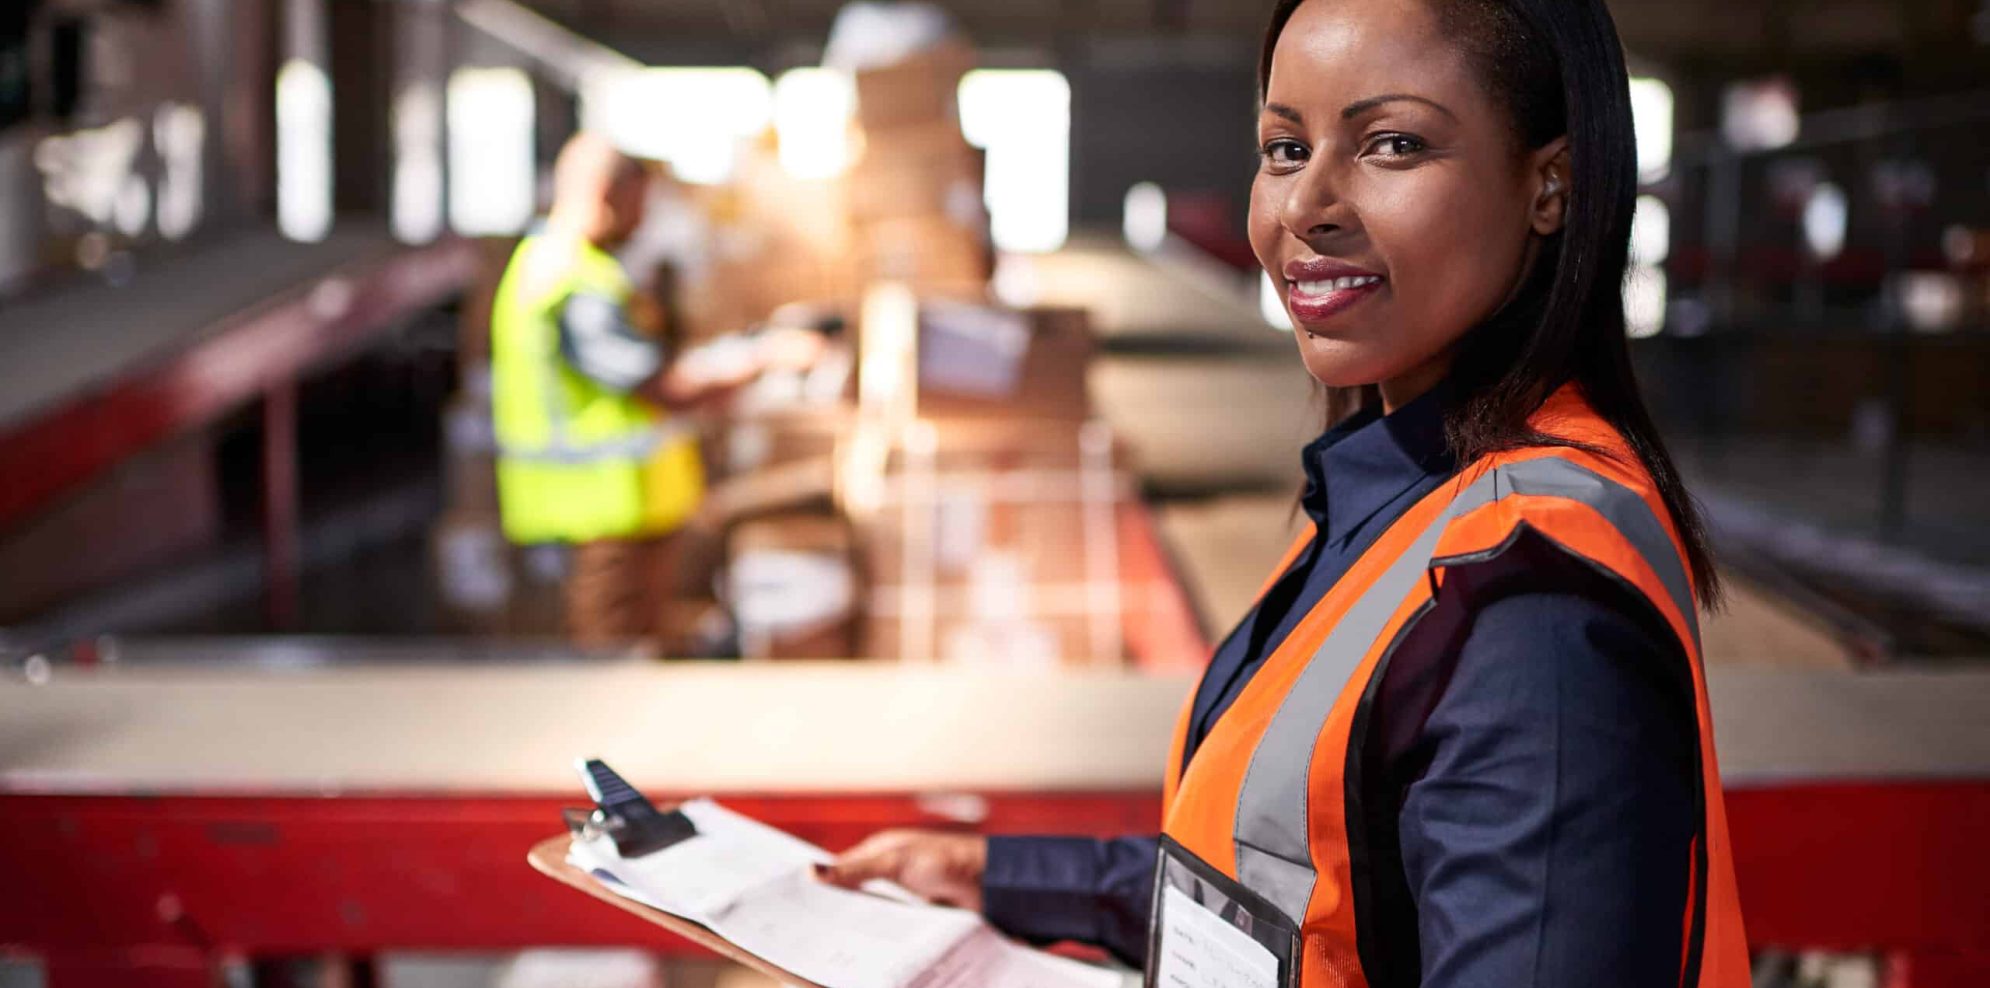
left=819, top=830, right=989, bottom=912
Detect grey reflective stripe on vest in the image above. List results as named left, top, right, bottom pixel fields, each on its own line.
left=1492, top=456, right=1700, bottom=643
left=1229, top=455, right=1699, bottom=924
left=498, top=426, right=669, bottom=465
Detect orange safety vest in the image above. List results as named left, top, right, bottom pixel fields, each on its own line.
left=1153, top=386, right=1749, bottom=988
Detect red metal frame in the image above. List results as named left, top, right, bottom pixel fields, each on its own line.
left=3, top=781, right=1984, bottom=983
left=0, top=791, right=1157, bottom=963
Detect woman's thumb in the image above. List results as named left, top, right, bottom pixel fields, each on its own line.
left=819, top=834, right=905, bottom=887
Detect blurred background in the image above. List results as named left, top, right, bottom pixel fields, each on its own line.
left=0, top=0, right=1985, bottom=986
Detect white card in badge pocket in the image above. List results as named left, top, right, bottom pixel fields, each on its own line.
left=1153, top=884, right=1280, bottom=988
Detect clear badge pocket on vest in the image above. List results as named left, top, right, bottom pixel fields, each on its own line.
left=1147, top=836, right=1301, bottom=988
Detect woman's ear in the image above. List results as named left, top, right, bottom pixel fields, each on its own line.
left=1529, top=137, right=1572, bottom=236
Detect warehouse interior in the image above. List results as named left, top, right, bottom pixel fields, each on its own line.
left=1, top=0, right=1986, bottom=985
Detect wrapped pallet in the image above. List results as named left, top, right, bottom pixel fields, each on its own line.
left=861, top=422, right=1129, bottom=668
left=726, top=513, right=861, bottom=660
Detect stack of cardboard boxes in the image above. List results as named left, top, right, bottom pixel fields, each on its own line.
left=847, top=41, right=992, bottom=301
left=683, top=147, right=861, bottom=343
left=850, top=299, right=1129, bottom=667
left=429, top=37, right=1144, bottom=664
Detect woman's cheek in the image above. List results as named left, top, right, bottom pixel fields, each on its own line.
left=1246, top=180, right=1284, bottom=275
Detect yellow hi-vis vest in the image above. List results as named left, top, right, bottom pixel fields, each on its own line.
left=490, top=232, right=703, bottom=544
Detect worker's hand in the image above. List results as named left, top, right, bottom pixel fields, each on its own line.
left=819, top=830, right=988, bottom=912
left=754, top=327, right=827, bottom=373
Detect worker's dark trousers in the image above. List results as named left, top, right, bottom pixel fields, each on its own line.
left=565, top=533, right=683, bottom=646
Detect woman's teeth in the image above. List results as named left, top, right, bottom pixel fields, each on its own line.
left=1294, top=275, right=1382, bottom=294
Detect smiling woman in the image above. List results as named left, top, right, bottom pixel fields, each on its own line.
left=1251, top=0, right=1566, bottom=409
left=824, top=3, right=1751, bottom=986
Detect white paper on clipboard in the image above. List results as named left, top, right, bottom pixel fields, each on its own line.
left=567, top=799, right=1127, bottom=988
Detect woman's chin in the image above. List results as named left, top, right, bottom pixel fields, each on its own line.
left=1296, top=339, right=1390, bottom=390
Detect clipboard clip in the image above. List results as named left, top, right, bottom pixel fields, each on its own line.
left=565, top=758, right=699, bottom=859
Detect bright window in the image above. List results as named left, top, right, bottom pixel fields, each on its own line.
left=392, top=83, right=445, bottom=244
left=1625, top=266, right=1667, bottom=338
left=583, top=68, right=772, bottom=185
left=155, top=102, right=204, bottom=240
left=774, top=68, right=855, bottom=180
left=1630, top=195, right=1670, bottom=267
left=276, top=58, right=333, bottom=242
left=1628, top=77, right=1673, bottom=184
left=447, top=67, right=535, bottom=236
left=1123, top=182, right=1167, bottom=253
left=959, top=69, right=1070, bottom=253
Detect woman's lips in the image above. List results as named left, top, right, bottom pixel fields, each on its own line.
left=1286, top=274, right=1386, bottom=324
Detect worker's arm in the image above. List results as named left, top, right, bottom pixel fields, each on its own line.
left=652, top=327, right=828, bottom=411
left=821, top=831, right=1159, bottom=968
left=557, top=290, right=665, bottom=393
left=559, top=292, right=824, bottom=410
left=981, top=834, right=1160, bottom=968
left=1398, top=582, right=1694, bottom=987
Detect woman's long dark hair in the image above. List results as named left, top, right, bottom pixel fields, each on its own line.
left=1260, top=0, right=1721, bottom=607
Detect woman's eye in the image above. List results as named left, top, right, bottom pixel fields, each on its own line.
left=1259, top=139, right=1308, bottom=169
left=1364, top=133, right=1428, bottom=158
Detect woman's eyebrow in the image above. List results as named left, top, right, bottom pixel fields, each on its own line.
left=1340, top=93, right=1458, bottom=121
left=1262, top=102, right=1304, bottom=124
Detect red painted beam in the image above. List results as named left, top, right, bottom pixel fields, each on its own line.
left=0, top=791, right=1160, bottom=955
left=0, top=238, right=480, bottom=532
left=1727, top=782, right=1990, bottom=954
left=3, top=781, right=1983, bottom=959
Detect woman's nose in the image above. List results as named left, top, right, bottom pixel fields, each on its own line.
left=1279, top=166, right=1348, bottom=243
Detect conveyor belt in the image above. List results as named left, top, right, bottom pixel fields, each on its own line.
left=0, top=229, right=479, bottom=530
left=0, top=229, right=390, bottom=430
left=3, top=661, right=1982, bottom=793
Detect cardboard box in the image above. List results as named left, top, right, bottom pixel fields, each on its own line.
left=847, top=147, right=985, bottom=225
left=848, top=122, right=986, bottom=225
left=865, top=613, right=1097, bottom=668
left=853, top=41, right=975, bottom=132
left=726, top=514, right=861, bottom=660
left=858, top=427, right=1128, bottom=666
left=915, top=306, right=1094, bottom=422
left=716, top=409, right=851, bottom=478
left=856, top=216, right=993, bottom=292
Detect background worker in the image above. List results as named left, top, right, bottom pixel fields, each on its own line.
left=491, top=132, right=818, bottom=645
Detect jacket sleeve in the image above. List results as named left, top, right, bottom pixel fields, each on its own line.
left=556, top=290, right=664, bottom=393
left=1398, top=587, right=1697, bottom=988
left=981, top=834, right=1160, bottom=969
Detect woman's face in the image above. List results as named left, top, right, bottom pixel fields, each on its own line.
left=1249, top=0, right=1568, bottom=406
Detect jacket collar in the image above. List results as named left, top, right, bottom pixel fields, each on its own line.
left=1299, top=383, right=1457, bottom=547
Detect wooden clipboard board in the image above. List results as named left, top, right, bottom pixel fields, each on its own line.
left=527, top=834, right=827, bottom=988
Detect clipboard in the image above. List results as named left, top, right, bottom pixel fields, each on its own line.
left=528, top=758, right=826, bottom=987
left=526, top=833, right=825, bottom=988
left=529, top=760, right=1129, bottom=988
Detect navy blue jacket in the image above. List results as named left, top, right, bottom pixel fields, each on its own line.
left=981, top=387, right=1696, bottom=987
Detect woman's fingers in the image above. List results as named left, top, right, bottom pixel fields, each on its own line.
left=820, top=830, right=914, bottom=887
left=819, top=830, right=988, bottom=913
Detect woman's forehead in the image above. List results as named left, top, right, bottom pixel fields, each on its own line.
left=1266, top=0, right=1476, bottom=107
